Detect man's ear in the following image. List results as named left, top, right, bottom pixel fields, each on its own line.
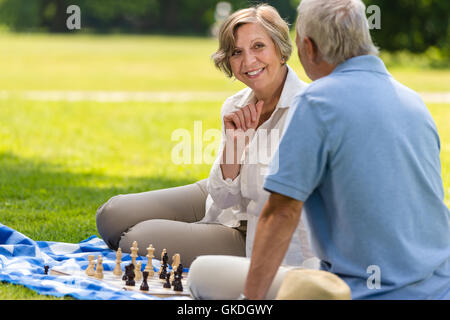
left=303, top=36, right=321, bottom=64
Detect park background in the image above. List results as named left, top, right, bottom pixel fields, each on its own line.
left=0, top=0, right=448, bottom=299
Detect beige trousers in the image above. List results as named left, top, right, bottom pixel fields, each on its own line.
left=95, top=179, right=247, bottom=267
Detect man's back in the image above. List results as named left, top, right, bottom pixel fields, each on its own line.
left=264, top=55, right=450, bottom=299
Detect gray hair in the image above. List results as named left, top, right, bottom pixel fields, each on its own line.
left=296, top=0, right=379, bottom=65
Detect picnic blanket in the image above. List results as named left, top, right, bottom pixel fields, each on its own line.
left=0, top=223, right=190, bottom=300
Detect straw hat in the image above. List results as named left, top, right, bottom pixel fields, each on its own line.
left=275, top=268, right=351, bottom=300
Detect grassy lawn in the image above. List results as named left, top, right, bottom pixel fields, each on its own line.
left=0, top=33, right=449, bottom=299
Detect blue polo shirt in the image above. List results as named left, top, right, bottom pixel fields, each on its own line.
left=264, top=55, right=450, bottom=299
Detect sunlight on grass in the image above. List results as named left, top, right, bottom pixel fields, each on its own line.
left=0, top=33, right=449, bottom=92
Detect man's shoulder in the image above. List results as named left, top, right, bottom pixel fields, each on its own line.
left=298, top=72, right=349, bottom=99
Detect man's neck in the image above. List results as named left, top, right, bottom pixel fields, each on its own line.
left=312, top=61, right=337, bottom=80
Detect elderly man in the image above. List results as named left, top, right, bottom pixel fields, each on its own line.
left=188, top=0, right=450, bottom=300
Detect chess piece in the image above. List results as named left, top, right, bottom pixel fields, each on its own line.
left=85, top=255, right=95, bottom=276
left=140, top=271, right=149, bottom=291
left=172, top=263, right=183, bottom=285
left=144, top=244, right=155, bottom=277
left=163, top=271, right=171, bottom=288
left=113, top=248, right=122, bottom=276
left=125, top=263, right=135, bottom=286
left=130, top=241, right=139, bottom=267
left=122, top=265, right=129, bottom=281
left=158, top=248, right=168, bottom=279
left=170, top=253, right=180, bottom=283
left=135, top=261, right=143, bottom=281
left=173, top=271, right=183, bottom=292
left=160, top=248, right=167, bottom=265
left=94, top=255, right=104, bottom=279
left=159, top=262, right=167, bottom=280
left=171, top=253, right=180, bottom=271
left=176, top=263, right=184, bottom=277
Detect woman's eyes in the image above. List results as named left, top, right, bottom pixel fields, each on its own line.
left=231, top=43, right=265, bottom=56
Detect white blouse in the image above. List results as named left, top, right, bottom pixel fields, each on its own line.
left=199, top=65, right=315, bottom=266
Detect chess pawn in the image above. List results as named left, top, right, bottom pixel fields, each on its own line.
left=135, top=261, right=143, bottom=281
left=113, top=248, right=122, bottom=276
left=85, top=255, right=95, bottom=276
left=94, top=255, right=104, bottom=279
left=140, top=271, right=149, bottom=291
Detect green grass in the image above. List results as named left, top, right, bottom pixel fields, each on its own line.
left=1, top=33, right=450, bottom=92
left=0, top=33, right=449, bottom=299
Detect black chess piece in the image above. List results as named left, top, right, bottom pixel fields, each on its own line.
left=125, top=263, right=135, bottom=286
left=122, top=265, right=129, bottom=281
left=172, top=263, right=183, bottom=285
left=173, top=272, right=183, bottom=292
left=140, top=271, right=149, bottom=291
left=159, top=263, right=167, bottom=280
left=163, top=271, right=171, bottom=288
left=176, top=263, right=183, bottom=278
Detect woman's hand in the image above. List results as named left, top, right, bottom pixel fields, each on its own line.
left=220, top=100, right=264, bottom=180
left=223, top=100, right=264, bottom=133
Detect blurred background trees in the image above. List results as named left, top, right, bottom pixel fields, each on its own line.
left=0, top=0, right=448, bottom=60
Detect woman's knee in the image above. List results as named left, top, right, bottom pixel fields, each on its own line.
left=96, top=194, right=125, bottom=250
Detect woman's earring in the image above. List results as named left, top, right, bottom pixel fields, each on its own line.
left=281, top=57, right=286, bottom=64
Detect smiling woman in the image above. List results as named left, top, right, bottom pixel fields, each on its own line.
left=95, top=4, right=314, bottom=270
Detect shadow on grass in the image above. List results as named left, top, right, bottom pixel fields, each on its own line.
left=0, top=151, right=199, bottom=243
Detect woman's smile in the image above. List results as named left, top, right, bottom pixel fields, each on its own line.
left=244, top=66, right=265, bottom=78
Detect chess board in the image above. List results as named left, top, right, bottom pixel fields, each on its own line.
left=50, top=267, right=192, bottom=298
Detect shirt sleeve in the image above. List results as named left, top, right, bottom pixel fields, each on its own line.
left=263, top=92, right=330, bottom=202
left=206, top=98, right=243, bottom=209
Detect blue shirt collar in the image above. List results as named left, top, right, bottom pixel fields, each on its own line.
left=332, top=55, right=390, bottom=76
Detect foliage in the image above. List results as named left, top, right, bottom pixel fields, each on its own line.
left=0, top=0, right=448, bottom=58
left=364, top=0, right=450, bottom=57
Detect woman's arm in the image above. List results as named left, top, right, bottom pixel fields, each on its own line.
left=207, top=100, right=264, bottom=209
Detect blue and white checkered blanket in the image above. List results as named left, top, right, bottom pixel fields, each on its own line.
left=0, top=223, right=190, bottom=300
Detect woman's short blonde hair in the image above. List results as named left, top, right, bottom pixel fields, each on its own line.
left=212, top=4, right=292, bottom=78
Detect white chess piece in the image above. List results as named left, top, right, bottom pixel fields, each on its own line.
left=86, top=255, right=95, bottom=276
left=94, top=255, right=104, bottom=279
left=145, top=244, right=155, bottom=277
left=130, top=241, right=139, bottom=266
left=113, top=248, right=122, bottom=276
left=135, top=261, right=143, bottom=281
